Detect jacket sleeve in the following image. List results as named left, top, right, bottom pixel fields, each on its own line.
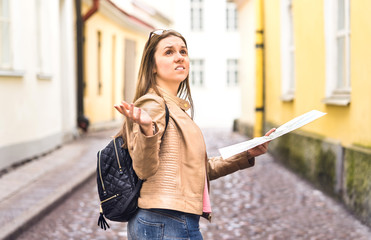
left=125, top=95, right=166, bottom=180
left=207, top=151, right=255, bottom=181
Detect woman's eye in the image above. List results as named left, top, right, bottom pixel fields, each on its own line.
left=165, top=50, right=173, bottom=55
left=181, top=50, right=188, bottom=55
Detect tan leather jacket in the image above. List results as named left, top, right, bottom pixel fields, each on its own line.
left=123, top=88, right=255, bottom=216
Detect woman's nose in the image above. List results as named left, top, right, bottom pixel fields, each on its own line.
left=174, top=52, right=184, bottom=62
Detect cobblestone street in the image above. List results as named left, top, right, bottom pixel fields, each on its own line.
left=17, top=129, right=371, bottom=240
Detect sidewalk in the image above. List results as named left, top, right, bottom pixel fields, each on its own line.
left=0, top=128, right=117, bottom=240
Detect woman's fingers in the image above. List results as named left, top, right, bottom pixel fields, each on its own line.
left=133, top=108, right=141, bottom=122
left=115, top=102, right=142, bottom=124
left=265, top=128, right=276, bottom=136
left=121, top=101, right=131, bottom=109
left=114, top=101, right=152, bottom=126
left=114, top=105, right=122, bottom=114
left=114, top=102, right=130, bottom=117
left=129, top=104, right=134, bottom=119
left=257, top=143, right=268, bottom=155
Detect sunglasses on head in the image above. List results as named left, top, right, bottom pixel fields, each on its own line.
left=148, top=29, right=167, bottom=42
left=147, top=29, right=186, bottom=47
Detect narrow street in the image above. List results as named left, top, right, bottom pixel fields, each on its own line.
left=17, top=129, right=371, bottom=240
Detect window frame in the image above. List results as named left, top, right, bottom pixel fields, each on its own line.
left=280, top=0, right=296, bottom=102
left=0, top=0, right=12, bottom=70
left=35, top=0, right=52, bottom=80
left=190, top=0, right=203, bottom=31
left=323, top=0, right=351, bottom=106
left=190, top=59, right=205, bottom=87
left=226, top=1, right=238, bottom=31
left=226, top=59, right=238, bottom=87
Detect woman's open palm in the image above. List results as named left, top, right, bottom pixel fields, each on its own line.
left=114, top=101, right=152, bottom=127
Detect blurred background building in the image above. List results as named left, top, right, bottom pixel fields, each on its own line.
left=233, top=0, right=371, bottom=225
left=0, top=0, right=77, bottom=170
left=136, top=0, right=242, bottom=128
left=81, top=0, right=170, bottom=127
left=0, top=0, right=171, bottom=170
left=171, top=0, right=241, bottom=129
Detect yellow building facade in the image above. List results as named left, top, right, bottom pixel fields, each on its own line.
left=81, top=0, right=171, bottom=126
left=264, top=0, right=371, bottom=147
left=235, top=0, right=371, bottom=227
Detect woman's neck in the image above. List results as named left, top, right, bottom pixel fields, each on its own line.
left=156, top=82, right=179, bottom=96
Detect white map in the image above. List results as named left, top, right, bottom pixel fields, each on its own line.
left=219, top=110, right=327, bottom=159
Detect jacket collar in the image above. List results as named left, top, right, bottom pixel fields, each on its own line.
left=154, top=86, right=191, bottom=111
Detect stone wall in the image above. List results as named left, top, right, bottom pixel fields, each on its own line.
left=343, top=146, right=371, bottom=226
left=235, top=121, right=371, bottom=227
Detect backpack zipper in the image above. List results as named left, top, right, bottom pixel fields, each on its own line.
left=101, top=193, right=120, bottom=204
left=98, top=150, right=107, bottom=195
left=113, top=138, right=123, bottom=174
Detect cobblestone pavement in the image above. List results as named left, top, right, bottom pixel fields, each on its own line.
left=17, top=129, right=371, bottom=240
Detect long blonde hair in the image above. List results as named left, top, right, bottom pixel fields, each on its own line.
left=133, top=29, right=194, bottom=118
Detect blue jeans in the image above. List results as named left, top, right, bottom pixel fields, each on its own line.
left=128, top=209, right=203, bottom=240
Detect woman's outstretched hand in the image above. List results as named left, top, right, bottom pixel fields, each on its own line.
left=114, top=101, right=153, bottom=136
left=247, top=128, right=276, bottom=157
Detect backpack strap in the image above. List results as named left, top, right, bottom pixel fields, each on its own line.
left=164, top=104, right=169, bottom=134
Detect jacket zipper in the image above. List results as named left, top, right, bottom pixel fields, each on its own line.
left=98, top=150, right=107, bottom=195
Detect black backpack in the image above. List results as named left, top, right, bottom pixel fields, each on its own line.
left=97, top=104, right=169, bottom=230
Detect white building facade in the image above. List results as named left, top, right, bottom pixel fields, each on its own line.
left=0, top=0, right=176, bottom=170
left=141, top=0, right=241, bottom=129
left=0, top=0, right=77, bottom=170
left=174, top=0, right=241, bottom=129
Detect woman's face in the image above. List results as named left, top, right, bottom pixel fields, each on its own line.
left=153, top=35, right=189, bottom=89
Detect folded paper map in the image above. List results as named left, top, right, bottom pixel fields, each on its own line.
left=219, top=110, right=327, bottom=159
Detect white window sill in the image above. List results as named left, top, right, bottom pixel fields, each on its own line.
left=280, top=92, right=295, bottom=102
left=37, top=73, right=53, bottom=80
left=0, top=70, right=25, bottom=78
left=322, top=95, right=351, bottom=106
left=323, top=90, right=351, bottom=106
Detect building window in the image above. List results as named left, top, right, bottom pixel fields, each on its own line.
left=323, top=0, right=351, bottom=105
left=280, top=0, right=295, bottom=101
left=36, top=0, right=52, bottom=78
left=97, top=31, right=102, bottom=95
left=190, top=0, right=203, bottom=31
left=190, top=59, right=204, bottom=87
left=226, top=1, right=238, bottom=31
left=227, top=59, right=238, bottom=86
left=336, top=0, right=350, bottom=90
left=0, top=0, right=11, bottom=69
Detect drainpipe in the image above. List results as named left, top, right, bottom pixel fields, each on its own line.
left=254, top=0, right=265, bottom=137
left=83, top=0, right=99, bottom=21
left=75, top=0, right=99, bottom=132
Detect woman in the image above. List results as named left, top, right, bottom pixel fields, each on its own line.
left=115, top=29, right=275, bottom=240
